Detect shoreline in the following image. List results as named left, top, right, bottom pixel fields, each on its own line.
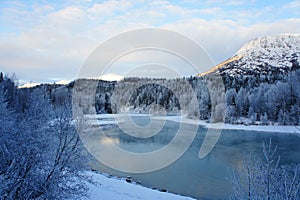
left=84, top=171, right=195, bottom=200
left=87, top=114, right=300, bottom=135
left=153, top=115, right=300, bottom=135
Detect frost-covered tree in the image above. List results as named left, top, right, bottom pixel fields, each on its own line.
left=231, top=139, right=300, bottom=200
left=0, top=79, right=91, bottom=200
left=0, top=85, right=17, bottom=183
left=260, top=112, right=269, bottom=125
left=236, top=88, right=249, bottom=117
left=87, top=68, right=300, bottom=125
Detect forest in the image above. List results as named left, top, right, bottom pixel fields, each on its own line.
left=2, top=69, right=299, bottom=127
left=0, top=67, right=299, bottom=199
left=91, top=69, right=300, bottom=126
left=0, top=73, right=91, bottom=199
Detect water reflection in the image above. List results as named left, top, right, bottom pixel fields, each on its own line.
left=99, top=137, right=120, bottom=145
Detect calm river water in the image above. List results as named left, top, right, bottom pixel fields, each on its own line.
left=89, top=116, right=300, bottom=199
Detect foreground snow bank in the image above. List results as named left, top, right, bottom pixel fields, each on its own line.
left=83, top=171, right=194, bottom=200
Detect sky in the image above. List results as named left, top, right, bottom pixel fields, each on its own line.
left=0, top=0, right=299, bottom=84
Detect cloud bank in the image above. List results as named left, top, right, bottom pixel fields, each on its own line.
left=0, top=0, right=299, bottom=83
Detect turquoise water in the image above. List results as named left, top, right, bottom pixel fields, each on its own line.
left=90, top=116, right=300, bottom=199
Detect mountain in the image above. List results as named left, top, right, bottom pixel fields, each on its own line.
left=18, top=80, right=71, bottom=89
left=199, top=34, right=300, bottom=76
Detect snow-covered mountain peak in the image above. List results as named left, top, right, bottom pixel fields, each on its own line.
left=235, top=34, right=300, bottom=57
left=203, top=34, right=300, bottom=76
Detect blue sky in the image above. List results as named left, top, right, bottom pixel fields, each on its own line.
left=0, top=0, right=299, bottom=84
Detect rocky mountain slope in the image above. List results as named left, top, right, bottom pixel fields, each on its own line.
left=200, top=34, right=300, bottom=76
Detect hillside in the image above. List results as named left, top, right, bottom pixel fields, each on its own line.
left=200, top=34, right=300, bottom=76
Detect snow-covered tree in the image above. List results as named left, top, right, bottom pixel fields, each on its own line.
left=231, top=139, right=300, bottom=200
left=0, top=79, right=91, bottom=199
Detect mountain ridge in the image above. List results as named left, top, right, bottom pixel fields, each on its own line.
left=200, top=33, right=300, bottom=77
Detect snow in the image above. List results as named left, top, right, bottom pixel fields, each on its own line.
left=84, top=171, right=194, bottom=200
left=153, top=115, right=300, bottom=135
left=55, top=80, right=71, bottom=85
left=87, top=114, right=300, bottom=135
left=18, top=80, right=71, bottom=89
left=210, top=34, right=300, bottom=76
left=84, top=113, right=151, bottom=119
left=18, top=82, right=40, bottom=88
left=84, top=113, right=152, bottom=126
left=236, top=34, right=300, bottom=60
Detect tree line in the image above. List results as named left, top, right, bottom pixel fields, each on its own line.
left=91, top=69, right=300, bottom=125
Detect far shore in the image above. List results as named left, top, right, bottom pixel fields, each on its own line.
left=85, top=113, right=300, bottom=135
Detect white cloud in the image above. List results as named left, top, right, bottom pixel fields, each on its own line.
left=33, top=4, right=54, bottom=14
left=46, top=6, right=86, bottom=30
left=87, top=0, right=132, bottom=16
left=203, top=0, right=254, bottom=6
left=0, top=0, right=299, bottom=83
left=284, top=0, right=300, bottom=9
left=225, top=1, right=245, bottom=6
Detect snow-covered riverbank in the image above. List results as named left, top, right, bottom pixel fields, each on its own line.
left=153, top=115, right=300, bottom=135
left=83, top=171, right=194, bottom=200
left=86, top=114, right=300, bottom=135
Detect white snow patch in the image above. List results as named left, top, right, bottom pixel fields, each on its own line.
left=55, top=80, right=71, bottom=85
left=84, top=171, right=194, bottom=200
left=18, top=82, right=40, bottom=88
left=98, top=73, right=124, bottom=81
left=84, top=113, right=152, bottom=126
left=84, top=113, right=152, bottom=119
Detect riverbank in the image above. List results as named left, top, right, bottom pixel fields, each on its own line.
left=83, top=171, right=195, bottom=200
left=153, top=115, right=300, bottom=135
left=86, top=114, right=300, bottom=135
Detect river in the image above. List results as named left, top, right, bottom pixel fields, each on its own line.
left=87, top=115, right=300, bottom=199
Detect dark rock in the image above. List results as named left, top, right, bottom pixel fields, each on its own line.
left=126, top=178, right=132, bottom=183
